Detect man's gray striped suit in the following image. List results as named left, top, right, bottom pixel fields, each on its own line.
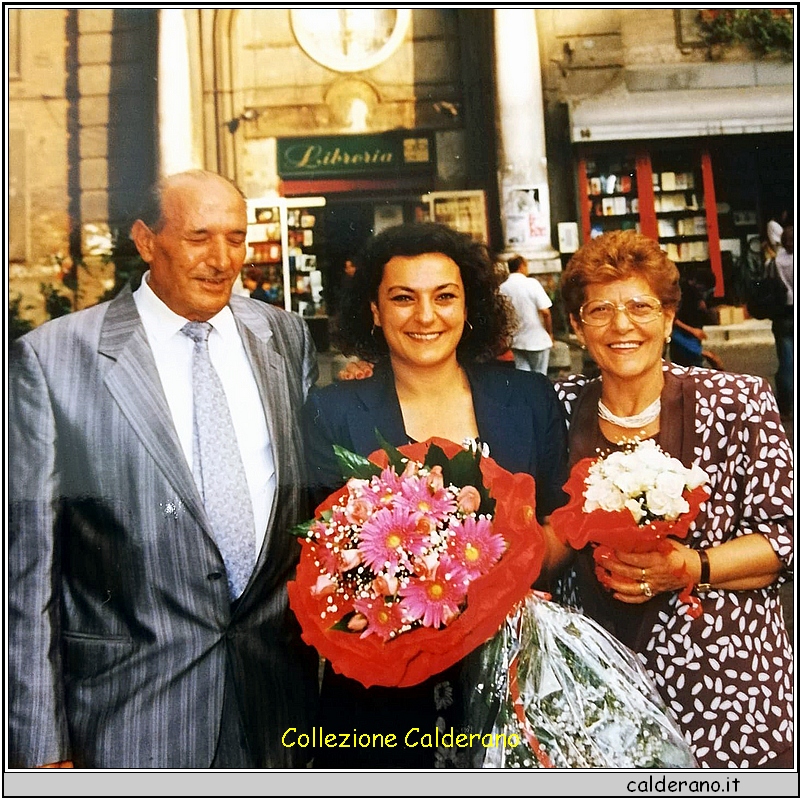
left=8, top=285, right=319, bottom=768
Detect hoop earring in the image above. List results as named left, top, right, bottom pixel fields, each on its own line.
left=665, top=335, right=672, bottom=344
left=371, top=324, right=380, bottom=338
left=464, top=320, right=473, bottom=332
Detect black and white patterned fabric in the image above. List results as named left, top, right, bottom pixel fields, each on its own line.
left=555, top=363, right=794, bottom=768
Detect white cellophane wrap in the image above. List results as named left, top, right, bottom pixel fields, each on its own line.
left=465, top=593, right=697, bottom=768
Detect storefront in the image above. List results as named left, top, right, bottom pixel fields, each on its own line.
left=569, top=82, right=794, bottom=302
left=244, top=129, right=491, bottom=350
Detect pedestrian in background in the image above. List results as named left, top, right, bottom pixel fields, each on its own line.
left=242, top=266, right=271, bottom=303
left=499, top=254, right=553, bottom=374
left=772, top=223, right=794, bottom=418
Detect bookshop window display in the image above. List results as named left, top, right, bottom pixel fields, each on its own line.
left=577, top=146, right=726, bottom=298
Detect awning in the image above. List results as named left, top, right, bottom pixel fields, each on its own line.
left=569, top=84, right=793, bottom=143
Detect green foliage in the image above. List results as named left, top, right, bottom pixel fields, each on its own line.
left=95, top=227, right=147, bottom=304
left=41, top=283, right=73, bottom=320
left=334, top=444, right=382, bottom=481
left=697, top=8, right=793, bottom=60
left=8, top=294, right=35, bottom=340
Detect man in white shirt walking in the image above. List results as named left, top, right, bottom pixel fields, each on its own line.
left=499, top=254, right=553, bottom=374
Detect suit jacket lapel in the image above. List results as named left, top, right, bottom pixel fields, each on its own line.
left=467, top=365, right=534, bottom=473
left=346, top=365, right=409, bottom=452
left=231, top=302, right=287, bottom=569
left=99, top=286, right=209, bottom=531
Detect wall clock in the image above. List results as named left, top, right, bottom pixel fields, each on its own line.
left=291, top=9, right=411, bottom=73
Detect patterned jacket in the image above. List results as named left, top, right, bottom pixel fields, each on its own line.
left=555, top=363, right=793, bottom=768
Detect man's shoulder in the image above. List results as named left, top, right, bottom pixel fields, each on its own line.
left=230, top=295, right=309, bottom=341
left=14, top=301, right=113, bottom=352
left=231, top=294, right=294, bottom=322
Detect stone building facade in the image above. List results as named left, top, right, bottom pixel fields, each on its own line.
left=7, top=8, right=793, bottom=327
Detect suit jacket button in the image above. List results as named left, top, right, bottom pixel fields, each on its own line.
left=207, top=572, right=223, bottom=581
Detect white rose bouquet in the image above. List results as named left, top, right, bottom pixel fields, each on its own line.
left=551, top=439, right=710, bottom=618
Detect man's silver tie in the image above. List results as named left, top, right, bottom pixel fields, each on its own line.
left=182, top=321, right=256, bottom=599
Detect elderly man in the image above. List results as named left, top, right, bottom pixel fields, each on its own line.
left=9, top=170, right=319, bottom=768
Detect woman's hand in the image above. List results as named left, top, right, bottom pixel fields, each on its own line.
left=595, top=534, right=783, bottom=604
left=337, top=359, right=375, bottom=381
left=595, top=539, right=696, bottom=604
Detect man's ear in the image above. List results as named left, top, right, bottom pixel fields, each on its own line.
left=130, top=220, right=155, bottom=264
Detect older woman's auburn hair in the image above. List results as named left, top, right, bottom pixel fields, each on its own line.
left=336, top=222, right=514, bottom=363
left=561, top=230, right=681, bottom=320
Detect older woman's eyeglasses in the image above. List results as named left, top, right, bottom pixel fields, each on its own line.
left=579, top=296, right=663, bottom=326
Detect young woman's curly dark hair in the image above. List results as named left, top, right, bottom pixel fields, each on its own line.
left=335, top=222, right=514, bottom=363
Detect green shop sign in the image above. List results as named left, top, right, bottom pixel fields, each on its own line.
left=277, top=132, right=434, bottom=179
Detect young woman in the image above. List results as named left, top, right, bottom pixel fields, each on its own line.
left=303, top=223, right=570, bottom=768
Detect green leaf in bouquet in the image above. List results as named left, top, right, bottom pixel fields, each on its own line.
left=288, top=518, right=316, bottom=540
left=427, top=444, right=496, bottom=516
left=334, top=444, right=382, bottom=480
left=374, top=429, right=407, bottom=474
left=290, top=508, right=335, bottom=539
left=330, top=611, right=358, bottom=632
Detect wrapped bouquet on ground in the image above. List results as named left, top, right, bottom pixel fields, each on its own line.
left=465, top=592, right=697, bottom=768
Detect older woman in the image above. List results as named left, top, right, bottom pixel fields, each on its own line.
left=303, top=222, right=570, bottom=768
left=554, top=230, right=794, bottom=768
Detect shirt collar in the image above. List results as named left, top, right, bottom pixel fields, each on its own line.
left=133, top=270, right=237, bottom=344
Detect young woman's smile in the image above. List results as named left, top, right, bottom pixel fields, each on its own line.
left=371, top=253, right=467, bottom=371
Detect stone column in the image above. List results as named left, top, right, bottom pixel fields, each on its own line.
left=494, top=9, right=560, bottom=274
left=158, top=9, right=199, bottom=175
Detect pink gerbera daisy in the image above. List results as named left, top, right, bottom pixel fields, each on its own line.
left=353, top=597, right=406, bottom=641
left=399, top=560, right=467, bottom=629
left=368, top=467, right=405, bottom=507
left=397, top=475, right=457, bottom=521
left=358, top=505, right=429, bottom=574
left=447, top=515, right=506, bottom=579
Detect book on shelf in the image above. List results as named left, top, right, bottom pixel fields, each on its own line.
left=660, top=172, right=676, bottom=191
left=664, top=242, right=680, bottom=262
left=617, top=175, right=633, bottom=194
left=658, top=218, right=677, bottom=237
left=676, top=172, right=695, bottom=190
left=602, top=197, right=615, bottom=216
left=613, top=196, right=627, bottom=215
left=690, top=240, right=709, bottom=260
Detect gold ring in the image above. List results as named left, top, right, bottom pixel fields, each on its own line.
left=640, top=581, right=653, bottom=598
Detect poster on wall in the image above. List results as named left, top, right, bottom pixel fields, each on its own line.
left=503, top=186, right=550, bottom=250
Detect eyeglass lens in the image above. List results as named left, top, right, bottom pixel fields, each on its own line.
left=580, top=296, right=662, bottom=325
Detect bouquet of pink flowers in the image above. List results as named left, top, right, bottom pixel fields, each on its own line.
left=289, top=436, right=697, bottom=768
left=288, top=436, right=546, bottom=688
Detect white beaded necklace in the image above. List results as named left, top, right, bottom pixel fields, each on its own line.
left=597, top=397, right=661, bottom=429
